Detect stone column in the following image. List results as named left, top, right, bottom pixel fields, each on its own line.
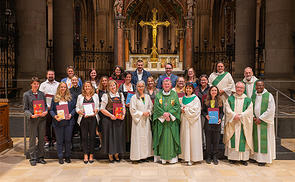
left=235, top=0, right=256, bottom=79
left=53, top=0, right=73, bottom=80
left=124, top=29, right=130, bottom=64
left=264, top=0, right=294, bottom=80
left=184, top=16, right=195, bottom=69
left=179, top=29, right=185, bottom=64
left=114, top=15, right=126, bottom=68
left=15, top=0, right=46, bottom=91
left=47, top=0, right=53, bottom=41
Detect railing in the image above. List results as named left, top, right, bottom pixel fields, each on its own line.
left=264, top=81, right=295, bottom=137
left=193, top=45, right=235, bottom=77
left=73, top=45, right=114, bottom=81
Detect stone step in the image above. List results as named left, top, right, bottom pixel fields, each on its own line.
left=26, top=140, right=295, bottom=160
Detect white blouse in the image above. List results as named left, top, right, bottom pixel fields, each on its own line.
left=101, top=92, right=125, bottom=110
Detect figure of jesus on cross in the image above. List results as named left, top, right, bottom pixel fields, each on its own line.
left=139, top=8, right=170, bottom=62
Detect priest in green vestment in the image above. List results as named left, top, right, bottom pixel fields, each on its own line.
left=153, top=78, right=181, bottom=164
left=224, top=82, right=253, bottom=166
left=250, top=80, right=276, bottom=166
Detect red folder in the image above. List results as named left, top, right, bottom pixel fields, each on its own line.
left=33, top=100, right=45, bottom=115
left=56, top=104, right=70, bottom=120
left=113, top=103, right=123, bottom=119
left=202, top=94, right=207, bottom=106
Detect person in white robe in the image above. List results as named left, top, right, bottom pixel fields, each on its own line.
left=224, top=82, right=253, bottom=166
left=242, top=67, right=258, bottom=98
left=250, top=80, right=276, bottom=166
left=129, top=80, right=153, bottom=162
left=208, top=61, right=235, bottom=134
left=179, top=83, right=203, bottom=165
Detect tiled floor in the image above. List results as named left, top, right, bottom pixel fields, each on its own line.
left=0, top=138, right=295, bottom=182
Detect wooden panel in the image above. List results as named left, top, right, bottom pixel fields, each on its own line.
left=0, top=102, right=13, bottom=152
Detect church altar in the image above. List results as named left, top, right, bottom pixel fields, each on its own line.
left=126, top=54, right=185, bottom=75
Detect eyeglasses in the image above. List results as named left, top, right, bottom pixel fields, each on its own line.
left=165, top=68, right=172, bottom=70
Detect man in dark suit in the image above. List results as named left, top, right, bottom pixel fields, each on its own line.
left=156, top=63, right=179, bottom=89
left=131, top=60, right=151, bottom=85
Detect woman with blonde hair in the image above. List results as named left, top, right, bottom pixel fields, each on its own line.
left=185, top=68, right=198, bottom=88
left=50, top=82, right=76, bottom=164
left=96, top=76, right=109, bottom=149
left=76, top=81, right=100, bottom=164
left=146, top=76, right=159, bottom=101
left=100, top=79, right=126, bottom=163
left=172, top=77, right=185, bottom=93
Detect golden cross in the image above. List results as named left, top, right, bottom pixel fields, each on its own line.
left=139, top=8, right=170, bottom=62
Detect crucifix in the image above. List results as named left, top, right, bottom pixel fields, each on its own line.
left=164, top=102, right=168, bottom=107
left=139, top=8, right=170, bottom=62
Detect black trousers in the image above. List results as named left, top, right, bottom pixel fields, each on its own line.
left=80, top=117, right=96, bottom=154
left=205, top=130, right=220, bottom=157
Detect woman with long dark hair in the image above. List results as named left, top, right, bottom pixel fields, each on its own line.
left=201, top=85, right=224, bottom=165
left=109, top=65, right=125, bottom=81
left=88, top=68, right=99, bottom=90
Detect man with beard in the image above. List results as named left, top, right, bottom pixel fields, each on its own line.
left=39, top=69, right=59, bottom=147
left=242, top=67, right=258, bottom=98
left=131, top=60, right=151, bottom=85
left=156, top=63, right=179, bottom=89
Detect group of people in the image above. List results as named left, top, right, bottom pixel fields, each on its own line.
left=23, top=60, right=276, bottom=167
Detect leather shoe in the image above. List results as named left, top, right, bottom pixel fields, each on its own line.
left=229, top=160, right=235, bottom=164
left=206, top=157, right=211, bottom=164
left=65, top=157, right=71, bottom=163
left=89, top=160, right=94, bottom=164
left=141, top=159, right=149, bottom=163
left=213, top=155, right=218, bottom=165
left=30, top=160, right=37, bottom=166
left=241, top=161, right=248, bottom=166
left=108, top=158, right=115, bottom=163
left=258, top=163, right=266, bottom=166
left=38, top=158, right=47, bottom=164
left=59, top=158, right=64, bottom=164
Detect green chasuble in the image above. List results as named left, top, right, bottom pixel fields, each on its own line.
left=153, top=90, right=181, bottom=160
left=251, top=92, right=269, bottom=153
left=228, top=95, right=252, bottom=152
left=242, top=80, right=258, bottom=97
left=212, top=72, right=228, bottom=86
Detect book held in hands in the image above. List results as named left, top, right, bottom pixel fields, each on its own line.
left=125, top=91, right=135, bottom=104
left=208, top=108, right=219, bottom=124
left=83, top=103, right=95, bottom=116
left=113, top=103, right=123, bottom=119
left=45, top=94, right=54, bottom=106
left=33, top=100, right=45, bottom=115
left=56, top=104, right=70, bottom=120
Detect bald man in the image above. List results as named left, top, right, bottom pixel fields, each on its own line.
left=223, top=82, right=254, bottom=166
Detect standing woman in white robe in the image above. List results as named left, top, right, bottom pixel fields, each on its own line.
left=129, top=80, right=153, bottom=162
left=180, top=83, right=203, bottom=165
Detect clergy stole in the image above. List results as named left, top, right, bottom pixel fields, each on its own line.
left=242, top=80, right=257, bottom=97
left=212, top=72, right=228, bottom=86
left=228, top=96, right=252, bottom=152
left=251, top=92, right=269, bottom=154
